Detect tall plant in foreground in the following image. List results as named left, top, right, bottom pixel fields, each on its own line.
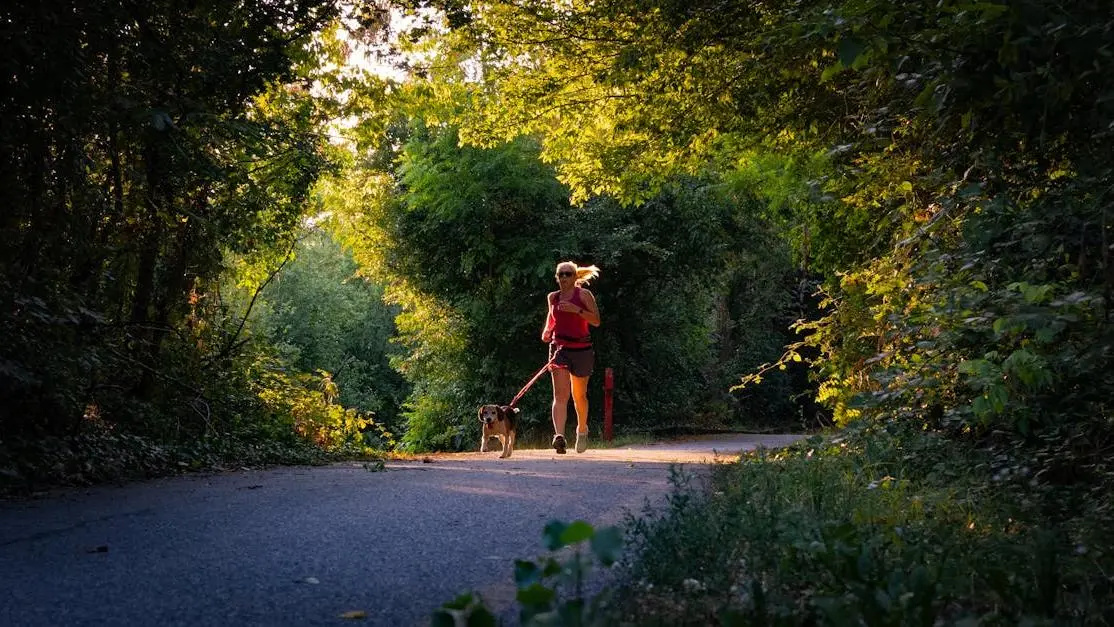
left=433, top=519, right=623, bottom=627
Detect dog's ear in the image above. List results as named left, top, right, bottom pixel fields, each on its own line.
left=477, top=405, right=484, bottom=422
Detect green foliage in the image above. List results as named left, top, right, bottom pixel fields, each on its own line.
left=327, top=122, right=804, bottom=449
left=252, top=230, right=410, bottom=432
left=0, top=422, right=333, bottom=495
left=331, top=125, right=577, bottom=449
left=0, top=0, right=343, bottom=441
left=402, top=0, right=1114, bottom=503
left=0, top=1, right=423, bottom=489
left=247, top=346, right=394, bottom=453
left=616, top=427, right=1114, bottom=625
left=432, top=519, right=624, bottom=627
left=408, top=0, right=1114, bottom=459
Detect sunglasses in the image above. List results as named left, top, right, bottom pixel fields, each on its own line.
left=555, top=271, right=575, bottom=278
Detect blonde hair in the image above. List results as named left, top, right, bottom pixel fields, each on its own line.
left=557, top=261, right=600, bottom=286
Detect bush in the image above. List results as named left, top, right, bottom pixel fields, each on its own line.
left=615, top=425, right=1114, bottom=625
left=0, top=424, right=334, bottom=496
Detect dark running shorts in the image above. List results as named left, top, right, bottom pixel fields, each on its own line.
left=551, top=344, right=594, bottom=378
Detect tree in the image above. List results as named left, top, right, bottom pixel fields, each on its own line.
left=253, top=230, right=409, bottom=430
left=0, top=0, right=342, bottom=438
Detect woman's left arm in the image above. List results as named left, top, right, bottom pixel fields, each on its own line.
left=578, top=290, right=601, bottom=327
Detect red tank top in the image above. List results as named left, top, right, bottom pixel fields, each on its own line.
left=548, top=288, right=591, bottom=348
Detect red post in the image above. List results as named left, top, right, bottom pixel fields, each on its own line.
left=603, top=367, right=614, bottom=442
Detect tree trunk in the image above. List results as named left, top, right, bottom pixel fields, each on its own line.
left=130, top=137, right=166, bottom=399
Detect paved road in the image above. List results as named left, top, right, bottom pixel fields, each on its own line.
left=0, top=434, right=803, bottom=627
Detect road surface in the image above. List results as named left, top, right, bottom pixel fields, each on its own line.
left=0, top=434, right=803, bottom=626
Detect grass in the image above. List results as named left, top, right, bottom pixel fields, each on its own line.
left=601, top=424, right=1114, bottom=625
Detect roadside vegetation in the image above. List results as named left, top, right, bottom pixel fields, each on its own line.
left=616, top=429, right=1113, bottom=624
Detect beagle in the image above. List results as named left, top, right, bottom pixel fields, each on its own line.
left=478, top=404, right=519, bottom=459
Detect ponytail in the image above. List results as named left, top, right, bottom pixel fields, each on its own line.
left=575, top=264, right=600, bottom=286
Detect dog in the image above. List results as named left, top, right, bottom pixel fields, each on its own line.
left=478, top=404, right=519, bottom=459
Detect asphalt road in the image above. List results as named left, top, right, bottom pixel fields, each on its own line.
left=0, top=434, right=803, bottom=627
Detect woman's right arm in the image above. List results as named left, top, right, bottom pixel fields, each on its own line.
left=541, top=294, right=555, bottom=342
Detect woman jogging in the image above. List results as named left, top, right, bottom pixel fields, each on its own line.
left=541, top=261, right=601, bottom=453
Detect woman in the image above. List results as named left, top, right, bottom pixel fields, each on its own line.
left=541, top=261, right=601, bottom=454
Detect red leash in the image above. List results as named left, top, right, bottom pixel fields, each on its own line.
left=508, top=346, right=561, bottom=409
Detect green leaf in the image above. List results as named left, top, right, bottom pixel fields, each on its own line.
left=514, top=560, right=541, bottom=587
left=837, top=38, right=865, bottom=68
left=973, top=396, right=991, bottom=419
left=440, top=592, right=476, bottom=611
left=559, top=520, right=595, bottom=546
left=542, top=520, right=568, bottom=550
left=466, top=605, right=497, bottom=627
left=1034, top=325, right=1059, bottom=344
left=957, top=359, right=987, bottom=376
left=992, top=317, right=1013, bottom=336
left=988, top=384, right=1009, bottom=413
left=1021, top=283, right=1053, bottom=304
left=541, top=557, right=562, bottom=577
left=590, top=526, right=623, bottom=566
left=820, top=63, right=843, bottom=83
left=516, top=583, right=555, bottom=606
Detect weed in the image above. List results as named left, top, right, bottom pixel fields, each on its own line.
left=433, top=519, right=624, bottom=626
left=615, top=427, right=1114, bottom=625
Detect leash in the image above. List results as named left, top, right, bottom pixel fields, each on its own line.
left=507, top=346, right=562, bottom=409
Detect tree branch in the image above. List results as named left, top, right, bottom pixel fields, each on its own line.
left=214, top=236, right=300, bottom=362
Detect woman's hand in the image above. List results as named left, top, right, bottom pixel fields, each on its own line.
left=556, top=301, right=582, bottom=314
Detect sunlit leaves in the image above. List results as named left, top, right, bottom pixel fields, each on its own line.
left=250, top=231, right=408, bottom=428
